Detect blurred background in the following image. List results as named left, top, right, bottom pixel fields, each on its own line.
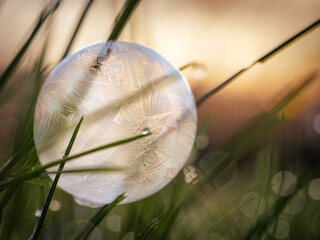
left=0, top=0, right=320, bottom=239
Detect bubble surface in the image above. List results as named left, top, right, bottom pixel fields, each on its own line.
left=33, top=42, right=197, bottom=206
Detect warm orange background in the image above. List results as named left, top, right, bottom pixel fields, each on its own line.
left=0, top=0, right=319, bottom=149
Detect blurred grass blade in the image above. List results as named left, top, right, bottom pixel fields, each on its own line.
left=60, top=0, right=95, bottom=61
left=196, top=68, right=248, bottom=107
left=245, top=158, right=320, bottom=239
left=74, top=193, right=126, bottom=240
left=257, top=18, right=320, bottom=63
left=31, top=116, right=83, bottom=240
left=0, top=132, right=151, bottom=190
left=198, top=71, right=317, bottom=187
left=196, top=18, right=320, bottom=107
left=0, top=140, right=34, bottom=182
left=107, top=0, right=141, bottom=41
left=0, top=0, right=61, bottom=93
left=47, top=167, right=124, bottom=174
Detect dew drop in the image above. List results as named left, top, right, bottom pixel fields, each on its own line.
left=189, top=63, right=207, bottom=81
left=142, top=128, right=150, bottom=135
left=34, top=209, right=42, bottom=217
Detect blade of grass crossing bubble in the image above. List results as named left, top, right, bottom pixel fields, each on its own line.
left=47, top=167, right=124, bottom=174
left=196, top=18, right=320, bottom=107
left=73, top=193, right=126, bottom=240
left=0, top=132, right=151, bottom=190
left=31, top=116, right=84, bottom=240
left=0, top=0, right=61, bottom=93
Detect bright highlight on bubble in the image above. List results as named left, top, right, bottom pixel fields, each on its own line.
left=33, top=41, right=197, bottom=207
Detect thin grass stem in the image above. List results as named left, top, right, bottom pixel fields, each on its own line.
left=73, top=193, right=126, bottom=240
left=47, top=167, right=124, bottom=174
left=196, top=18, right=320, bottom=107
left=60, top=0, right=95, bottom=61
left=31, top=116, right=84, bottom=240
left=107, top=0, right=141, bottom=41
left=0, top=0, right=61, bottom=93
left=0, top=132, right=151, bottom=191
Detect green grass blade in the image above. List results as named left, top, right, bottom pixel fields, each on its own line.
left=31, top=116, right=84, bottom=240
left=0, top=140, right=34, bottom=182
left=47, top=167, right=124, bottom=174
left=73, top=193, right=126, bottom=240
left=60, top=0, right=95, bottom=61
left=107, top=0, right=141, bottom=41
left=244, top=160, right=320, bottom=239
left=257, top=18, right=320, bottom=63
left=0, top=0, right=60, bottom=93
left=0, top=132, right=151, bottom=190
left=198, top=71, right=317, bottom=188
left=196, top=18, right=320, bottom=107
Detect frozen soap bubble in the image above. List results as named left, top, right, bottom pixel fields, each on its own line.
left=33, top=41, right=197, bottom=207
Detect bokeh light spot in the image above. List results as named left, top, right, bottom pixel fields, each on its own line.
left=271, top=171, right=297, bottom=197
left=107, top=215, right=121, bottom=232
left=195, top=134, right=209, bottom=149
left=49, top=200, right=61, bottom=212
left=313, top=114, right=320, bottom=134
left=239, top=192, right=265, bottom=218
left=308, top=178, right=320, bottom=200
left=268, top=218, right=290, bottom=239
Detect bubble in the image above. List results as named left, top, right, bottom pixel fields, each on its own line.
left=239, top=192, right=265, bottom=218
left=49, top=200, right=61, bottom=212
left=308, top=178, right=320, bottom=200
left=268, top=218, right=290, bottom=239
left=271, top=171, right=297, bottom=197
left=313, top=114, right=320, bottom=134
left=106, top=215, right=121, bottom=232
left=33, top=42, right=197, bottom=206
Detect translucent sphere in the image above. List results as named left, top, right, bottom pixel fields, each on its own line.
left=34, top=41, right=197, bottom=207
